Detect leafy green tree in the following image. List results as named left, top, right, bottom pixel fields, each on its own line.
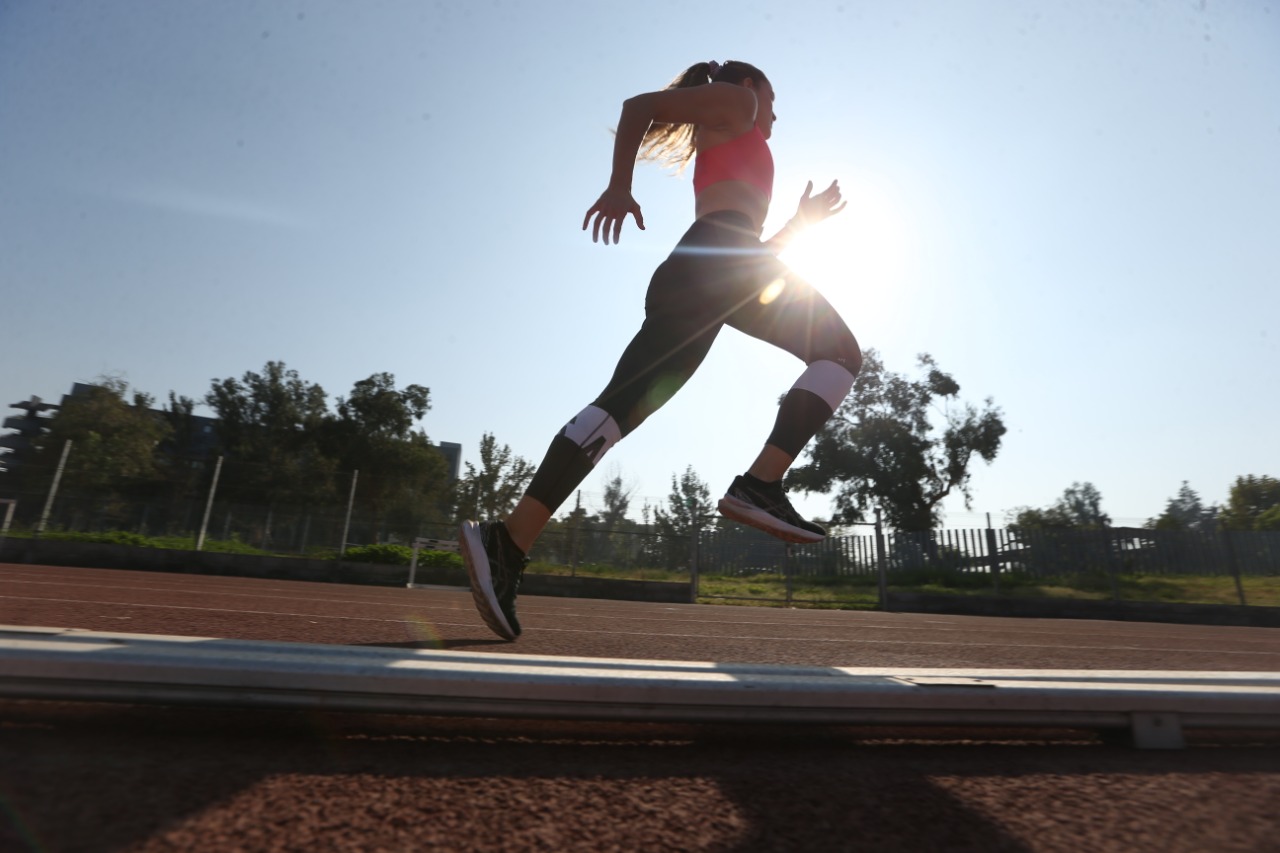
left=453, top=433, right=536, bottom=522
left=36, top=379, right=171, bottom=522
left=1056, top=481, right=1111, bottom=529
left=328, top=373, right=447, bottom=538
left=1011, top=481, right=1111, bottom=531
left=599, top=470, right=635, bottom=530
left=1219, top=475, right=1280, bottom=531
left=155, top=392, right=209, bottom=506
left=650, top=465, right=714, bottom=570
left=204, top=361, right=336, bottom=520
left=788, top=349, right=1006, bottom=531
left=652, top=466, right=714, bottom=538
left=1255, top=504, right=1280, bottom=532
left=1146, top=481, right=1218, bottom=531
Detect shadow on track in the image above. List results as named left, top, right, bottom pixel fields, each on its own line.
left=2, top=703, right=1277, bottom=852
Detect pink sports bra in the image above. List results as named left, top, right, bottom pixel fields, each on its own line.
left=692, top=126, right=774, bottom=200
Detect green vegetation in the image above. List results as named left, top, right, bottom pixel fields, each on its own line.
left=18, top=529, right=282, bottom=556
left=341, top=543, right=463, bottom=570
left=694, top=570, right=1280, bottom=608
left=527, top=561, right=687, bottom=583
left=789, top=349, right=1006, bottom=530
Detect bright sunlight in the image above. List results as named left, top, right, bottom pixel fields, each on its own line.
left=778, top=174, right=913, bottom=315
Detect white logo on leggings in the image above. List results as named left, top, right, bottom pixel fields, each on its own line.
left=561, top=405, right=622, bottom=466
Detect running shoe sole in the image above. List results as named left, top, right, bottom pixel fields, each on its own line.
left=459, top=521, right=517, bottom=641
left=717, top=495, right=825, bottom=544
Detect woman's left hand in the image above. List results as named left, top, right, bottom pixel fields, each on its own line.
left=793, top=180, right=846, bottom=229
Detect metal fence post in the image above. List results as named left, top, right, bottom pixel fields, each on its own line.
left=35, top=440, right=72, bottom=537
left=875, top=509, right=889, bottom=611
left=195, top=455, right=224, bottom=552
left=784, top=543, right=793, bottom=607
left=690, top=528, right=700, bottom=603
left=985, top=513, right=1001, bottom=594
left=339, top=470, right=358, bottom=558
left=1221, top=524, right=1247, bottom=607
left=0, top=499, right=15, bottom=548
left=1104, top=529, right=1121, bottom=602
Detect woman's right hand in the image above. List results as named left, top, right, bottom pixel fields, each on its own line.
left=583, top=187, right=645, bottom=245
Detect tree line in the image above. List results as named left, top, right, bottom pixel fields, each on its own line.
left=0, top=363, right=537, bottom=542
left=2, top=348, right=1014, bottom=538
left=12, top=350, right=1265, bottom=541
left=1010, top=478, right=1280, bottom=533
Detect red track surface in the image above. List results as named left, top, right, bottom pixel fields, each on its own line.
left=2, top=563, right=1279, bottom=852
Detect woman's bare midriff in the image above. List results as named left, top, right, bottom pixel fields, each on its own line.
left=694, top=180, right=770, bottom=234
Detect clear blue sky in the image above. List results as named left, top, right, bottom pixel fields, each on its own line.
left=2, top=0, right=1277, bottom=528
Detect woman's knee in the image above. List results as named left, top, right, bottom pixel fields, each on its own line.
left=811, top=321, right=862, bottom=377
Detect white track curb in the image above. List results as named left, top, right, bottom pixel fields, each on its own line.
left=2, top=625, right=1277, bottom=749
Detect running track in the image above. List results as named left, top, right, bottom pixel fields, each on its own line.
left=2, top=563, right=1278, bottom=852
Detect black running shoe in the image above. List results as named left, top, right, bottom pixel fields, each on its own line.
left=459, top=520, right=529, bottom=641
left=717, top=474, right=826, bottom=544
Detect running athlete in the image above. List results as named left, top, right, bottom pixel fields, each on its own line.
left=461, top=60, right=862, bottom=641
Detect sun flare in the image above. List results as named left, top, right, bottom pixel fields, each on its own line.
left=779, top=177, right=913, bottom=313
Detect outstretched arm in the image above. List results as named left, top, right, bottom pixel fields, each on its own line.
left=583, top=83, right=758, bottom=245
left=581, top=97, right=652, bottom=245
left=764, top=180, right=847, bottom=254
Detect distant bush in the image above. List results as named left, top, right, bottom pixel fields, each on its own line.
left=41, top=530, right=151, bottom=547
left=342, top=544, right=413, bottom=565
left=415, top=549, right=463, bottom=570
left=28, top=530, right=277, bottom=556
left=341, top=543, right=464, bottom=569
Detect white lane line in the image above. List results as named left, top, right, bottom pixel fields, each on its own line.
left=0, top=595, right=478, bottom=629
left=4, top=576, right=1277, bottom=648
left=0, top=574, right=420, bottom=602
left=525, top=623, right=1280, bottom=656
left=12, top=584, right=1265, bottom=650
left=3, top=592, right=1278, bottom=661
left=4, top=583, right=1275, bottom=660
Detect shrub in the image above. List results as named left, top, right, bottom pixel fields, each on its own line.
left=342, top=544, right=414, bottom=565
left=41, top=530, right=151, bottom=547
left=415, top=549, right=463, bottom=570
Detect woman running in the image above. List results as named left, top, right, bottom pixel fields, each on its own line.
left=461, top=60, right=862, bottom=640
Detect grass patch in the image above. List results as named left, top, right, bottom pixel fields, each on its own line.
left=694, top=570, right=1280, bottom=609
left=527, top=561, right=688, bottom=583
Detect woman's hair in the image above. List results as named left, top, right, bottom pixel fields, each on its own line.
left=637, top=60, right=769, bottom=172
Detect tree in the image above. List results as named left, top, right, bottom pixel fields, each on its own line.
left=788, top=349, right=1006, bottom=531
left=1146, top=481, right=1217, bottom=531
left=204, top=361, right=336, bottom=533
left=1219, top=475, right=1280, bottom=531
left=34, top=379, right=172, bottom=526
left=599, top=469, right=635, bottom=531
left=652, top=466, right=714, bottom=539
left=153, top=391, right=212, bottom=514
left=649, top=465, right=714, bottom=570
left=39, top=379, right=170, bottom=497
left=328, top=373, right=447, bottom=537
left=1011, top=481, right=1111, bottom=531
left=1056, top=481, right=1111, bottom=529
left=1256, top=505, right=1280, bottom=532
left=453, top=433, right=536, bottom=522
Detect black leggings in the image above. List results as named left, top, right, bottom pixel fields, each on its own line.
left=595, top=210, right=860, bottom=433
left=524, top=210, right=861, bottom=513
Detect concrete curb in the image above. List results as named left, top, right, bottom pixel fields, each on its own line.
left=5, top=625, right=1279, bottom=748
